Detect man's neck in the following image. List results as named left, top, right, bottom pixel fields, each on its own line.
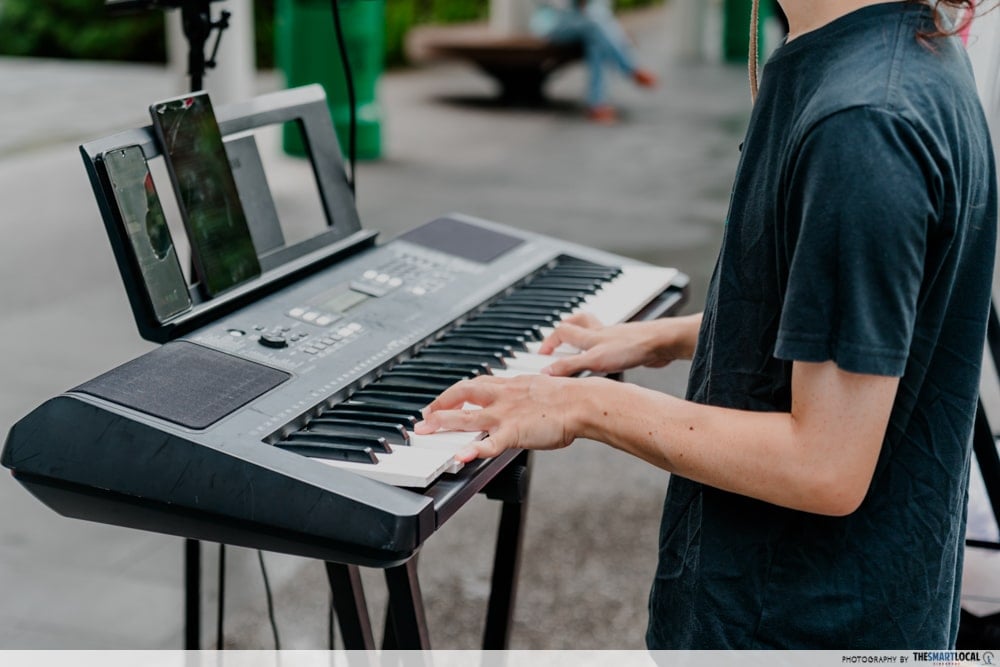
left=777, top=0, right=906, bottom=41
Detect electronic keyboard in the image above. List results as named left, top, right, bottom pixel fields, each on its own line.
left=2, top=214, right=687, bottom=567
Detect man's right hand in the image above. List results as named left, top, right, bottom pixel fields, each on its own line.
left=538, top=312, right=702, bottom=377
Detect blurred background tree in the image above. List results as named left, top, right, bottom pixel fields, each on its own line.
left=0, top=0, right=660, bottom=67
left=0, top=0, right=167, bottom=62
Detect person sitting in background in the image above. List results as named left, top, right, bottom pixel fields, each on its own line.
left=531, top=0, right=658, bottom=123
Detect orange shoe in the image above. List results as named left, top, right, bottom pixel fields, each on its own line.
left=587, top=105, right=619, bottom=124
left=633, top=68, right=658, bottom=89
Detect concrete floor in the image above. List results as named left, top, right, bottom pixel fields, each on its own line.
left=1, top=1, right=998, bottom=651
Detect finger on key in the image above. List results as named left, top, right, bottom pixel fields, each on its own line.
left=423, top=378, right=498, bottom=413
left=560, top=312, right=603, bottom=330
left=538, top=323, right=597, bottom=355
left=417, top=406, right=495, bottom=435
left=455, top=431, right=510, bottom=462
left=542, top=349, right=599, bottom=377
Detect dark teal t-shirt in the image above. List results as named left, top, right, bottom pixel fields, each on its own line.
left=647, top=2, right=997, bottom=649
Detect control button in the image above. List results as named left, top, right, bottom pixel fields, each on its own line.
left=347, top=323, right=363, bottom=333
left=363, top=270, right=378, bottom=280
left=289, top=307, right=306, bottom=318
left=411, top=287, right=427, bottom=296
left=259, top=334, right=288, bottom=349
left=338, top=327, right=353, bottom=337
left=315, top=315, right=335, bottom=327
left=302, top=311, right=320, bottom=322
left=227, top=329, right=245, bottom=337
left=320, top=337, right=337, bottom=345
left=350, top=280, right=389, bottom=298
left=303, top=347, right=318, bottom=355
left=313, top=342, right=328, bottom=350
left=388, top=277, right=403, bottom=288
left=376, top=273, right=391, bottom=284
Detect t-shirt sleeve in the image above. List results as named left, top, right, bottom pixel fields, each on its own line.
left=774, top=106, right=939, bottom=377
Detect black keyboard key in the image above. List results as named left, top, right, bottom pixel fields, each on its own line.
left=415, top=351, right=507, bottom=369
left=383, top=368, right=476, bottom=382
left=544, top=266, right=620, bottom=277
left=351, top=390, right=433, bottom=410
left=527, top=279, right=601, bottom=293
left=282, top=431, right=392, bottom=454
left=275, top=442, right=378, bottom=464
left=441, top=327, right=527, bottom=349
left=479, top=308, right=561, bottom=324
left=364, top=383, right=440, bottom=397
left=307, top=418, right=410, bottom=446
left=326, top=404, right=421, bottom=428
left=461, top=319, right=545, bottom=338
left=506, top=289, right=587, bottom=303
left=485, top=305, right=565, bottom=319
left=394, top=359, right=493, bottom=375
left=425, top=342, right=515, bottom=357
left=286, top=444, right=379, bottom=464
left=442, top=334, right=528, bottom=352
left=274, top=438, right=378, bottom=463
left=456, top=324, right=544, bottom=341
left=374, top=373, right=460, bottom=391
left=517, top=286, right=595, bottom=297
left=493, top=296, right=578, bottom=311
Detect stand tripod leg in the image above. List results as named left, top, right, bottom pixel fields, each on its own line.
left=383, top=558, right=431, bottom=649
left=325, top=562, right=375, bottom=649
left=184, top=538, right=201, bottom=649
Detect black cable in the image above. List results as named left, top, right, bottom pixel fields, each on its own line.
left=257, top=550, right=281, bottom=649
left=216, top=544, right=226, bottom=649
left=331, top=0, right=357, bottom=194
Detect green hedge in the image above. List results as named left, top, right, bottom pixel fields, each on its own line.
left=0, top=0, right=660, bottom=67
left=0, top=0, right=166, bottom=62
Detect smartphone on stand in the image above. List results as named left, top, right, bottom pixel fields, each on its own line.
left=150, top=92, right=261, bottom=297
left=102, top=145, right=193, bottom=322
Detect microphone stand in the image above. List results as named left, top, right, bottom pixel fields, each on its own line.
left=106, top=0, right=230, bottom=92
left=178, top=0, right=230, bottom=92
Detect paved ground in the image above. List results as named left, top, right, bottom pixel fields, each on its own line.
left=1, top=1, right=998, bottom=651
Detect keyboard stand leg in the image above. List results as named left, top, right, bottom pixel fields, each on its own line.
left=482, top=450, right=532, bottom=649
left=383, top=558, right=431, bottom=649
left=325, top=562, right=375, bottom=649
left=184, top=538, right=201, bottom=649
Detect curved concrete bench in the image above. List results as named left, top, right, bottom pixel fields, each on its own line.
left=409, top=26, right=583, bottom=103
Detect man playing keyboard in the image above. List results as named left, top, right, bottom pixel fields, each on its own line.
left=416, top=0, right=998, bottom=649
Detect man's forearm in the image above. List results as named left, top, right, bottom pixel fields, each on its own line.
left=572, top=372, right=887, bottom=516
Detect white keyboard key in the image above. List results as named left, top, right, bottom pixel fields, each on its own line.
left=506, top=352, right=562, bottom=373
left=580, top=266, right=678, bottom=325
left=525, top=341, right=579, bottom=355
left=409, top=430, right=480, bottom=452
left=311, top=444, right=461, bottom=488
left=492, top=367, right=541, bottom=379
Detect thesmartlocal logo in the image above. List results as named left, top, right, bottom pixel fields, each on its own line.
left=911, top=651, right=995, bottom=666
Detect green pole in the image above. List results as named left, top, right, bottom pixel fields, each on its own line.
left=276, top=0, right=384, bottom=159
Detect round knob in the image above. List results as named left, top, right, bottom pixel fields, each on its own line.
left=258, top=333, right=288, bottom=349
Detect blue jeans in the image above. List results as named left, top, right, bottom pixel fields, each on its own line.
left=531, top=1, right=639, bottom=107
